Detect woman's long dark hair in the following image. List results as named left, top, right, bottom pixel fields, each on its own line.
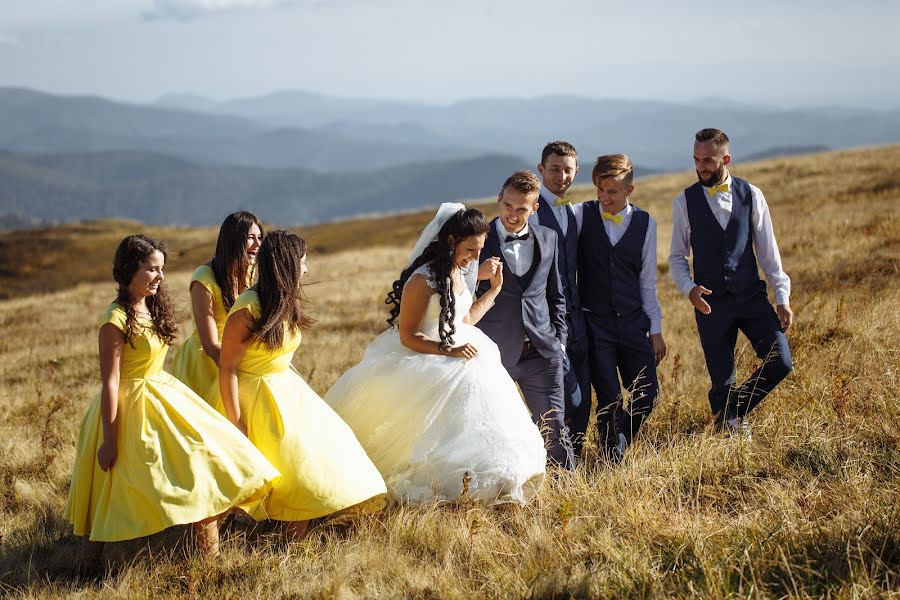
left=210, top=211, right=264, bottom=310
left=385, top=208, right=488, bottom=351
left=112, top=234, right=178, bottom=347
left=250, top=230, right=315, bottom=350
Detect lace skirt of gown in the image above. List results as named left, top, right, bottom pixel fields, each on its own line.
left=325, top=318, right=546, bottom=505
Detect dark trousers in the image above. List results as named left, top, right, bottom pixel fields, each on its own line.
left=561, top=311, right=593, bottom=458
left=508, top=343, right=574, bottom=469
left=695, top=290, right=793, bottom=421
left=584, top=310, right=659, bottom=451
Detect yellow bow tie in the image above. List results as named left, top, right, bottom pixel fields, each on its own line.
left=706, top=183, right=729, bottom=196
left=601, top=211, right=623, bottom=225
left=554, top=196, right=571, bottom=206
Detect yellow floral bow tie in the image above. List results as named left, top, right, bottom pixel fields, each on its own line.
left=705, top=183, right=730, bottom=196
left=601, top=211, right=623, bottom=225
left=554, top=196, right=571, bottom=206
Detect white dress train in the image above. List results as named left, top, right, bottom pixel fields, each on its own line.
left=324, top=262, right=546, bottom=505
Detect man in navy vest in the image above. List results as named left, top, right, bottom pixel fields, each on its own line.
left=669, top=129, right=794, bottom=438
left=477, top=170, right=574, bottom=469
left=532, top=141, right=592, bottom=459
left=576, top=154, right=665, bottom=461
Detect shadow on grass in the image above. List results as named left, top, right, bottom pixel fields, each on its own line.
left=0, top=507, right=198, bottom=596
left=754, top=515, right=899, bottom=597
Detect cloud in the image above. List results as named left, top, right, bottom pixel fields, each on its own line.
left=142, top=0, right=314, bottom=22
left=0, top=33, right=19, bottom=47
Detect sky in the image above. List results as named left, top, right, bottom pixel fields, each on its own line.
left=0, top=0, right=897, bottom=108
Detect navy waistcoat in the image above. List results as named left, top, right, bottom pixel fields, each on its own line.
left=684, top=177, right=764, bottom=296
left=511, top=233, right=541, bottom=291
left=535, top=197, right=579, bottom=311
left=578, top=202, right=648, bottom=317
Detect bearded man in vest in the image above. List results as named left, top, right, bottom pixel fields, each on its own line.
left=668, top=128, right=794, bottom=439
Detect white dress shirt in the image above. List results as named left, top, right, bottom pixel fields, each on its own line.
left=575, top=202, right=663, bottom=335
left=539, top=184, right=578, bottom=237
left=496, top=219, right=534, bottom=277
left=667, top=174, right=791, bottom=306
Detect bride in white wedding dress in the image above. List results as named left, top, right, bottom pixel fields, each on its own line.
left=324, top=204, right=546, bottom=505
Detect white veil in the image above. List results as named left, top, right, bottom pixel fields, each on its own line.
left=407, top=202, right=466, bottom=267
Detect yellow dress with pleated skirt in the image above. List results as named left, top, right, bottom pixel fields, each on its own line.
left=64, top=303, right=281, bottom=543
left=171, top=265, right=227, bottom=400
left=209, top=290, right=387, bottom=521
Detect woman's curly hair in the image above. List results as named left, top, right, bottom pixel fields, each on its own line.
left=385, top=208, right=488, bottom=351
left=112, top=234, right=178, bottom=347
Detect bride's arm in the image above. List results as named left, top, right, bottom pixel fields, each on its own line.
left=464, top=261, right=502, bottom=325
left=399, top=275, right=476, bottom=358
left=398, top=275, right=445, bottom=355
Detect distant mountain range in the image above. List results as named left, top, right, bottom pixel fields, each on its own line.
left=1, top=86, right=898, bottom=229
left=0, top=150, right=530, bottom=227
left=152, top=89, right=900, bottom=170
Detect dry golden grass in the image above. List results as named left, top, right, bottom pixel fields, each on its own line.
left=0, top=207, right=492, bottom=300
left=0, top=146, right=898, bottom=598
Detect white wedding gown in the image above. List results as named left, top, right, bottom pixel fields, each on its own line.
left=324, top=263, right=546, bottom=505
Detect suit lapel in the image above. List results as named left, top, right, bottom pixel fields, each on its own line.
left=536, top=196, right=563, bottom=238
left=566, top=205, right=577, bottom=241
left=488, top=218, right=522, bottom=293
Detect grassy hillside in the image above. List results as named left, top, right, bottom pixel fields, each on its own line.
left=0, top=147, right=897, bottom=598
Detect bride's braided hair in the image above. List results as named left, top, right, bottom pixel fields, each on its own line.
left=386, top=208, right=488, bottom=351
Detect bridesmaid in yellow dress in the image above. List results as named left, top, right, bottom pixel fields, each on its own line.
left=64, top=235, right=280, bottom=564
left=172, top=211, right=264, bottom=400
left=211, top=230, right=386, bottom=539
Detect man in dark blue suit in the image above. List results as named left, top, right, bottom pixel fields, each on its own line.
left=531, top=141, right=592, bottom=459
left=476, top=170, right=574, bottom=469
left=669, top=129, right=794, bottom=438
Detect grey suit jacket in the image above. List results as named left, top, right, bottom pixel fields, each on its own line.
left=476, top=218, right=568, bottom=369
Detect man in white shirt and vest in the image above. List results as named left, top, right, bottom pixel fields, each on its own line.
left=577, top=154, right=666, bottom=461
left=531, top=141, right=592, bottom=459
left=669, top=128, right=794, bottom=438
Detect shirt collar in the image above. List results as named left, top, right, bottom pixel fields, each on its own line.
left=539, top=184, right=564, bottom=208
left=703, top=174, right=734, bottom=195
left=603, top=201, right=633, bottom=217
left=497, top=218, right=530, bottom=239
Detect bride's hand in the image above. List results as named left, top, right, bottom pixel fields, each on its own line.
left=446, top=343, right=478, bottom=359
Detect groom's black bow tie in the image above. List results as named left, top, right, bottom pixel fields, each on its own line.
left=505, top=233, right=530, bottom=242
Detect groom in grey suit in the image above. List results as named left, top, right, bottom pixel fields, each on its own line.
left=476, top=170, right=574, bottom=469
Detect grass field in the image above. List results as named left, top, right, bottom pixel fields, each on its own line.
left=0, top=146, right=898, bottom=598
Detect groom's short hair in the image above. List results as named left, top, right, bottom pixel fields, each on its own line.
left=695, top=128, right=730, bottom=152
left=501, top=170, right=541, bottom=199
left=592, top=154, right=634, bottom=186
left=541, top=141, right=578, bottom=165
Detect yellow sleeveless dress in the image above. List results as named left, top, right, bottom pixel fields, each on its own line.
left=64, top=303, right=281, bottom=543
left=210, top=290, right=386, bottom=521
left=171, top=265, right=227, bottom=400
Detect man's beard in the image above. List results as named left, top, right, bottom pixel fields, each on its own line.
left=697, top=164, right=726, bottom=187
